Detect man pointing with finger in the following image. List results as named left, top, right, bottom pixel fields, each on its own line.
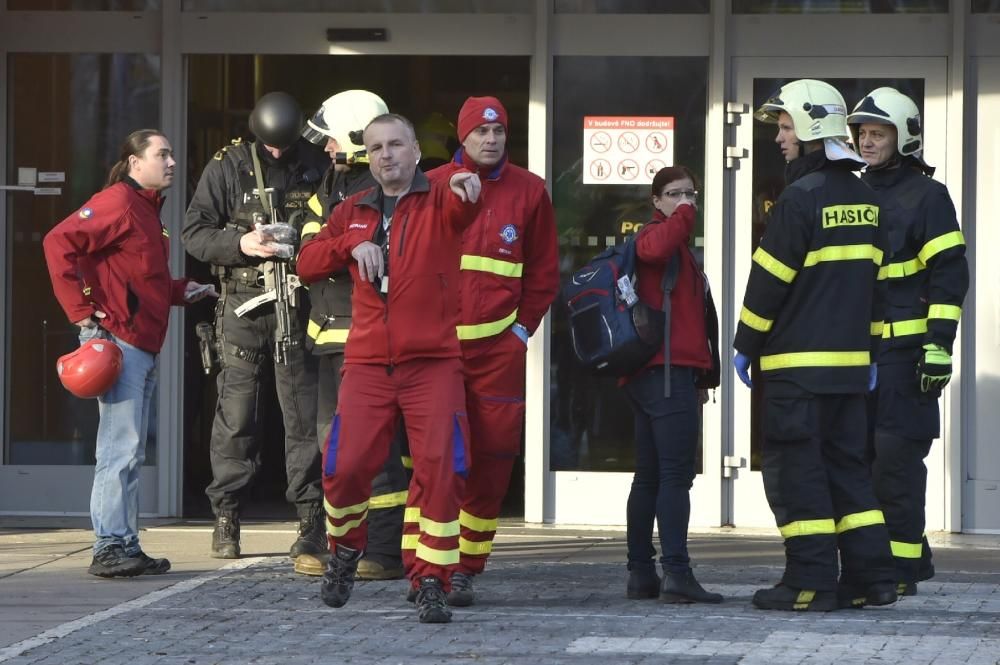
left=296, top=113, right=482, bottom=624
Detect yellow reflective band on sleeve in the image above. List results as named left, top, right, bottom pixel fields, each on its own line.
left=307, top=319, right=349, bottom=344
left=802, top=244, right=882, bottom=268
left=369, top=490, right=408, bottom=510
left=307, top=194, right=323, bottom=218
left=927, top=304, right=962, bottom=322
left=404, top=506, right=421, bottom=523
left=836, top=509, right=885, bottom=534
left=419, top=515, right=460, bottom=538
left=301, top=221, right=322, bottom=238
left=883, top=257, right=925, bottom=279
left=459, top=537, right=494, bottom=556
left=401, top=455, right=413, bottom=469
left=459, top=509, right=500, bottom=534
left=456, top=309, right=518, bottom=341
left=740, top=306, right=773, bottom=333
left=918, top=230, right=965, bottom=264
left=460, top=255, right=524, bottom=278
left=890, top=540, right=923, bottom=559
left=326, top=511, right=367, bottom=537
left=882, top=318, right=927, bottom=339
left=778, top=519, right=837, bottom=539
left=752, top=247, right=797, bottom=284
left=401, top=534, right=419, bottom=551
left=871, top=321, right=884, bottom=337
left=324, top=497, right=369, bottom=519
left=760, top=351, right=869, bottom=372
left=415, top=542, right=460, bottom=566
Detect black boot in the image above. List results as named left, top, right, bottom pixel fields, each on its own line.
left=660, top=569, right=723, bottom=604
left=626, top=562, right=661, bottom=600
left=897, top=581, right=918, bottom=596
left=320, top=544, right=363, bottom=608
left=838, top=580, right=898, bottom=609
left=290, top=503, right=326, bottom=559
left=211, top=512, right=240, bottom=559
left=752, top=583, right=836, bottom=611
left=416, top=576, right=453, bottom=623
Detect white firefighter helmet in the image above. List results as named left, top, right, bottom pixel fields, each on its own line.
left=847, top=87, right=923, bottom=157
left=755, top=79, right=850, bottom=142
left=302, top=89, right=389, bottom=154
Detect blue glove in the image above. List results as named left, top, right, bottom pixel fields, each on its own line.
left=511, top=322, right=529, bottom=345
left=868, top=363, right=878, bottom=392
left=734, top=352, right=752, bottom=388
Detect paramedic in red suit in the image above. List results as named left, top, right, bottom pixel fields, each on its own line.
left=423, top=96, right=560, bottom=607
left=296, top=113, right=482, bottom=624
left=622, top=166, right=723, bottom=604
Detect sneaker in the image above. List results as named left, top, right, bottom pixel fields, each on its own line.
left=133, top=551, right=171, bottom=575
left=88, top=544, right=146, bottom=579
left=294, top=552, right=329, bottom=577
left=626, top=563, right=661, bottom=600
left=356, top=556, right=405, bottom=581
left=752, top=583, right=837, bottom=611
left=660, top=569, right=723, bottom=604
left=289, top=503, right=326, bottom=559
left=838, top=581, right=898, bottom=609
left=416, top=576, right=452, bottom=623
left=320, top=545, right=362, bottom=608
left=211, top=512, right=240, bottom=559
left=446, top=571, right=475, bottom=607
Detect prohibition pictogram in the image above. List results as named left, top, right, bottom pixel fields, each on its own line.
left=590, top=159, right=611, bottom=180
left=618, top=159, right=639, bottom=180
left=646, top=159, right=666, bottom=178
left=617, top=132, right=640, bottom=153
left=589, top=131, right=611, bottom=153
left=646, top=132, right=667, bottom=153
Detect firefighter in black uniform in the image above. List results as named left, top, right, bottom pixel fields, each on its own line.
left=734, top=79, right=897, bottom=611
left=182, top=92, right=327, bottom=563
left=847, top=88, right=968, bottom=597
left=290, top=90, right=411, bottom=581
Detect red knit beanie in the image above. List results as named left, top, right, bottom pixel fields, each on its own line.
left=457, top=96, right=508, bottom=143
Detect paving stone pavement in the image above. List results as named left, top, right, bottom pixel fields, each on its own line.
left=1, top=556, right=998, bottom=665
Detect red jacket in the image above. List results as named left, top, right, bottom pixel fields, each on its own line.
left=634, top=205, right=711, bottom=372
left=297, top=169, right=480, bottom=366
left=43, top=179, right=188, bottom=354
left=428, top=151, right=560, bottom=357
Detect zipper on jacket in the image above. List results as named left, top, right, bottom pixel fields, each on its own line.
left=396, top=213, right=410, bottom=257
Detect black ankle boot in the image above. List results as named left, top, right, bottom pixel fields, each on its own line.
left=626, top=563, right=661, bottom=600
left=211, top=512, right=240, bottom=559
left=660, top=569, right=723, bottom=604
left=290, top=503, right=326, bottom=559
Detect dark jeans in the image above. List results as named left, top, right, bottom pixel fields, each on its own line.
left=623, top=365, right=699, bottom=575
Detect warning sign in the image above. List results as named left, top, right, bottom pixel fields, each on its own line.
left=583, top=116, right=674, bottom=185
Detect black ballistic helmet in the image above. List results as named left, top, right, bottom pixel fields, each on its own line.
left=249, top=92, right=304, bottom=150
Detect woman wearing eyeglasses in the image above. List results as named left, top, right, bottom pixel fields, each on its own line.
left=622, top=166, right=722, bottom=604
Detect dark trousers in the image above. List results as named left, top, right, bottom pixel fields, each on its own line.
left=317, top=353, right=409, bottom=561
left=869, top=361, right=938, bottom=583
left=205, top=290, right=321, bottom=515
left=762, top=381, right=894, bottom=591
left=623, top=366, right=699, bottom=575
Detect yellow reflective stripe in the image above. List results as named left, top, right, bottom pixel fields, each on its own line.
left=877, top=265, right=888, bottom=281
left=740, top=306, right=773, bottom=333
left=882, top=318, right=927, bottom=339
left=326, top=511, right=367, bottom=537
left=415, top=542, right=460, bottom=566
left=927, top=304, right=961, bottom=321
left=871, top=321, right=884, bottom=337
left=779, top=519, right=836, bottom=538
left=301, top=221, right=322, bottom=238
left=404, top=506, right=421, bottom=523
left=752, top=247, right=797, bottom=283
left=891, top=540, right=923, bottom=559
left=420, top=516, right=460, bottom=538
left=307, top=194, right=323, bottom=217
left=794, top=589, right=816, bottom=609
left=459, top=509, right=499, bottom=533
left=460, top=255, right=524, bottom=278
left=456, top=309, right=518, bottom=341
left=162, top=228, right=170, bottom=238
left=802, top=244, right=882, bottom=268
left=760, top=351, right=869, bottom=371
left=401, top=534, right=419, bottom=551
left=883, top=257, right=925, bottom=279
left=369, top=490, right=408, bottom=509
left=459, top=537, right=493, bottom=556
left=401, top=455, right=413, bottom=469
left=918, top=230, right=965, bottom=264
left=324, top=497, right=368, bottom=519
left=836, top=509, right=885, bottom=534
left=307, top=319, right=349, bottom=344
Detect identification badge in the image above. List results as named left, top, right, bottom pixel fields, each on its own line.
left=380, top=275, right=389, bottom=294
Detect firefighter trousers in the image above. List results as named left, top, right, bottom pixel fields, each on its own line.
left=761, top=381, right=894, bottom=591
left=868, top=360, right=938, bottom=584
left=322, top=358, right=469, bottom=588
left=317, top=353, right=409, bottom=562
left=205, top=290, right=321, bottom=516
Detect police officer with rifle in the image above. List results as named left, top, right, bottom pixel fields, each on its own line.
left=182, top=92, right=328, bottom=565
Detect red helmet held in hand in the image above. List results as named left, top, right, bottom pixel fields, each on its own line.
left=57, top=338, right=123, bottom=398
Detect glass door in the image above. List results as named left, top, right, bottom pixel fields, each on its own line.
left=729, top=57, right=948, bottom=527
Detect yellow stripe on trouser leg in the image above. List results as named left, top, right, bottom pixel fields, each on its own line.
left=778, top=519, right=836, bottom=538
left=459, top=537, right=493, bottom=556
left=419, top=515, right=460, bottom=538
left=324, top=497, right=369, bottom=519
left=890, top=540, right=923, bottom=559
left=401, top=534, right=419, bottom=551
left=835, top=509, right=885, bottom=534
left=401, top=506, right=421, bottom=553
left=415, top=542, right=460, bottom=566
left=369, top=490, right=408, bottom=509
left=459, top=509, right=499, bottom=533
left=326, top=511, right=368, bottom=538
